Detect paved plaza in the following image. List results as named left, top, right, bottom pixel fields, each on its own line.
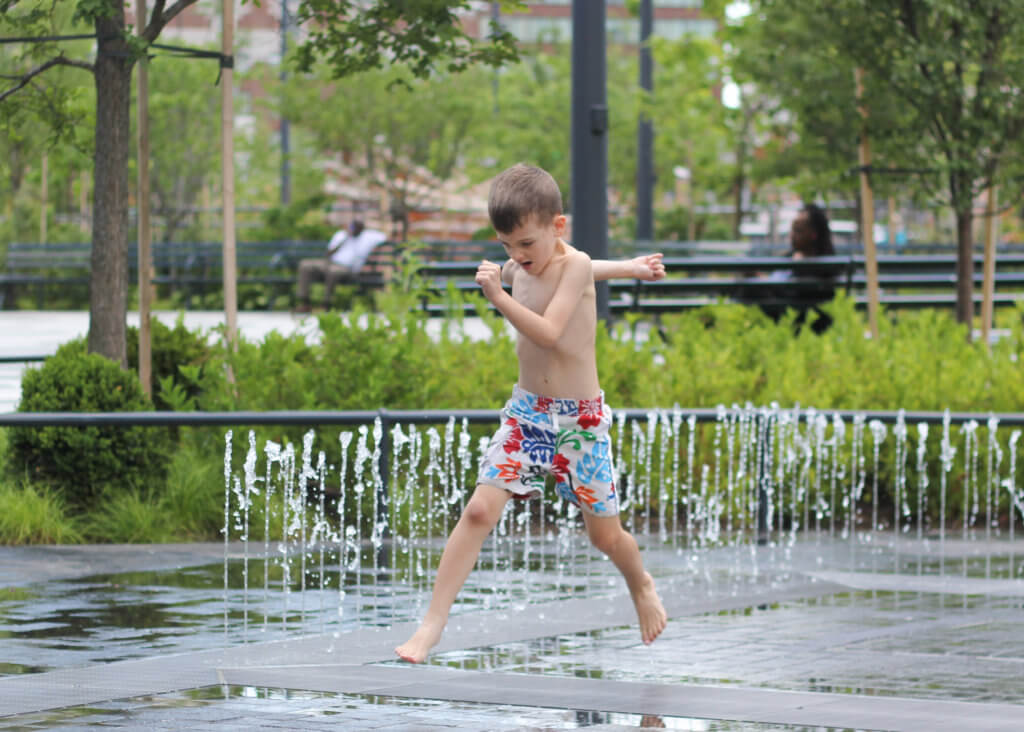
left=0, top=538, right=1022, bottom=731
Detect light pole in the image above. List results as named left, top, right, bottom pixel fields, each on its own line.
left=571, top=0, right=609, bottom=320
left=636, top=0, right=654, bottom=246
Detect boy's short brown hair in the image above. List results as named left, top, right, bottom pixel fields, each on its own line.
left=488, top=164, right=563, bottom=234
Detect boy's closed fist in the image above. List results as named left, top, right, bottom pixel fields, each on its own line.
left=632, top=253, right=665, bottom=281
left=476, top=260, right=504, bottom=301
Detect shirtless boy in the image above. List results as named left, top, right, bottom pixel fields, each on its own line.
left=395, top=163, right=667, bottom=663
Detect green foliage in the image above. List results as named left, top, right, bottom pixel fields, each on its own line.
left=275, top=63, right=494, bottom=223
left=610, top=295, right=1024, bottom=411
left=126, top=315, right=212, bottom=411
left=737, top=1, right=1024, bottom=315
left=81, top=490, right=174, bottom=543
left=158, top=443, right=228, bottom=539
left=7, top=287, right=1024, bottom=544
left=461, top=49, right=641, bottom=209
left=292, top=0, right=523, bottom=80
left=6, top=345, right=171, bottom=507
left=72, top=0, right=119, bottom=25
left=130, top=50, right=223, bottom=243
left=649, top=35, right=734, bottom=210
left=172, top=292, right=1024, bottom=420
left=0, top=11, right=95, bottom=249
left=249, top=194, right=334, bottom=243
left=0, top=480, right=82, bottom=545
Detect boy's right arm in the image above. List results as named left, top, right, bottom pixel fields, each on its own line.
left=477, top=253, right=591, bottom=349
left=591, top=253, right=665, bottom=282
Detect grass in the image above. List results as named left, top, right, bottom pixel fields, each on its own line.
left=0, top=480, right=83, bottom=545
left=81, top=490, right=174, bottom=544
left=158, top=444, right=226, bottom=539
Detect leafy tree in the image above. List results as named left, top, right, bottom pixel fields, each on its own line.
left=132, top=52, right=222, bottom=243
left=461, top=48, right=639, bottom=215
left=648, top=35, right=732, bottom=237
left=1, top=0, right=522, bottom=365
left=739, top=1, right=1024, bottom=325
left=0, top=30, right=93, bottom=246
left=464, top=52, right=574, bottom=202
left=273, top=63, right=493, bottom=241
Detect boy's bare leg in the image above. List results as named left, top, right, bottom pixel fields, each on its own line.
left=395, top=483, right=511, bottom=663
left=582, top=512, right=667, bottom=645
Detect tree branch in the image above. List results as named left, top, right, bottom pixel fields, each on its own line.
left=144, top=0, right=198, bottom=43
left=143, top=0, right=168, bottom=39
left=0, top=55, right=93, bottom=104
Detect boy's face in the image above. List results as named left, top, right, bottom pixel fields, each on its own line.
left=496, top=213, right=567, bottom=276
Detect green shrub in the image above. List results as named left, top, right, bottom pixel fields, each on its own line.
left=16, top=292, right=1024, bottom=542
left=82, top=490, right=173, bottom=543
left=158, top=444, right=226, bottom=539
left=6, top=346, right=171, bottom=507
left=126, top=315, right=213, bottom=410
left=0, top=481, right=82, bottom=545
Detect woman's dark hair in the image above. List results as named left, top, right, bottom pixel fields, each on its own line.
left=802, top=203, right=834, bottom=256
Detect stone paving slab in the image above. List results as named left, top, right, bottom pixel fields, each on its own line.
left=0, top=577, right=845, bottom=718
left=3, top=541, right=1024, bottom=730
left=218, top=663, right=1022, bottom=732
left=808, top=569, right=1024, bottom=596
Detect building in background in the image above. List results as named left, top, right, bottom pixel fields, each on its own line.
left=464, top=1, right=712, bottom=45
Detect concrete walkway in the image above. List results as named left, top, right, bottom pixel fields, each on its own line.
left=1, top=541, right=1022, bottom=731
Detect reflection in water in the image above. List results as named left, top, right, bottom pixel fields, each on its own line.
left=0, top=684, right=839, bottom=731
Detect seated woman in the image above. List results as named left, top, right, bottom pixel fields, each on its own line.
left=755, top=203, right=836, bottom=334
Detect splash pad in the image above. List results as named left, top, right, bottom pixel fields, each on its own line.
left=220, top=404, right=1024, bottom=640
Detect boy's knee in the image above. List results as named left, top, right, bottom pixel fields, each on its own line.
left=464, top=495, right=502, bottom=528
left=588, top=522, right=626, bottom=555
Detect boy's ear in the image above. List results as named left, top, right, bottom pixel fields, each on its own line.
left=553, top=214, right=568, bottom=235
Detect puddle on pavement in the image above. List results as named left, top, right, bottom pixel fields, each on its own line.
left=0, top=684, right=861, bottom=731
left=394, top=590, right=1024, bottom=705
left=0, top=543, right=783, bottom=677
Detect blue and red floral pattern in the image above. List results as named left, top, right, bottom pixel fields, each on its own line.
left=479, top=385, right=618, bottom=516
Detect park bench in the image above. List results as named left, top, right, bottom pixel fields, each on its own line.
left=1, top=242, right=92, bottom=308
left=413, top=252, right=1024, bottom=316
left=1, top=239, right=400, bottom=310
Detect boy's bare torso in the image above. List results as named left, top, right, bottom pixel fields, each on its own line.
left=508, top=241, right=600, bottom=400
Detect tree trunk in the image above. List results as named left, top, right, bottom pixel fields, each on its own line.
left=954, top=208, right=974, bottom=331
left=88, top=12, right=133, bottom=367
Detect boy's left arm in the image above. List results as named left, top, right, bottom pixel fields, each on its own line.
left=591, top=253, right=665, bottom=282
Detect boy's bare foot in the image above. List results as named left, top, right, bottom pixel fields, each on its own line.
left=395, top=621, right=444, bottom=663
left=632, top=572, right=667, bottom=645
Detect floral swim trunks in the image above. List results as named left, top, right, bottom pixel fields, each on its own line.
left=478, top=385, right=618, bottom=516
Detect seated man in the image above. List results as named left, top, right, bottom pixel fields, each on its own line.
left=295, top=220, right=387, bottom=312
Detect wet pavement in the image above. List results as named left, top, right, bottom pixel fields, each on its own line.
left=2, top=309, right=1022, bottom=729
left=0, top=538, right=1022, bottom=731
